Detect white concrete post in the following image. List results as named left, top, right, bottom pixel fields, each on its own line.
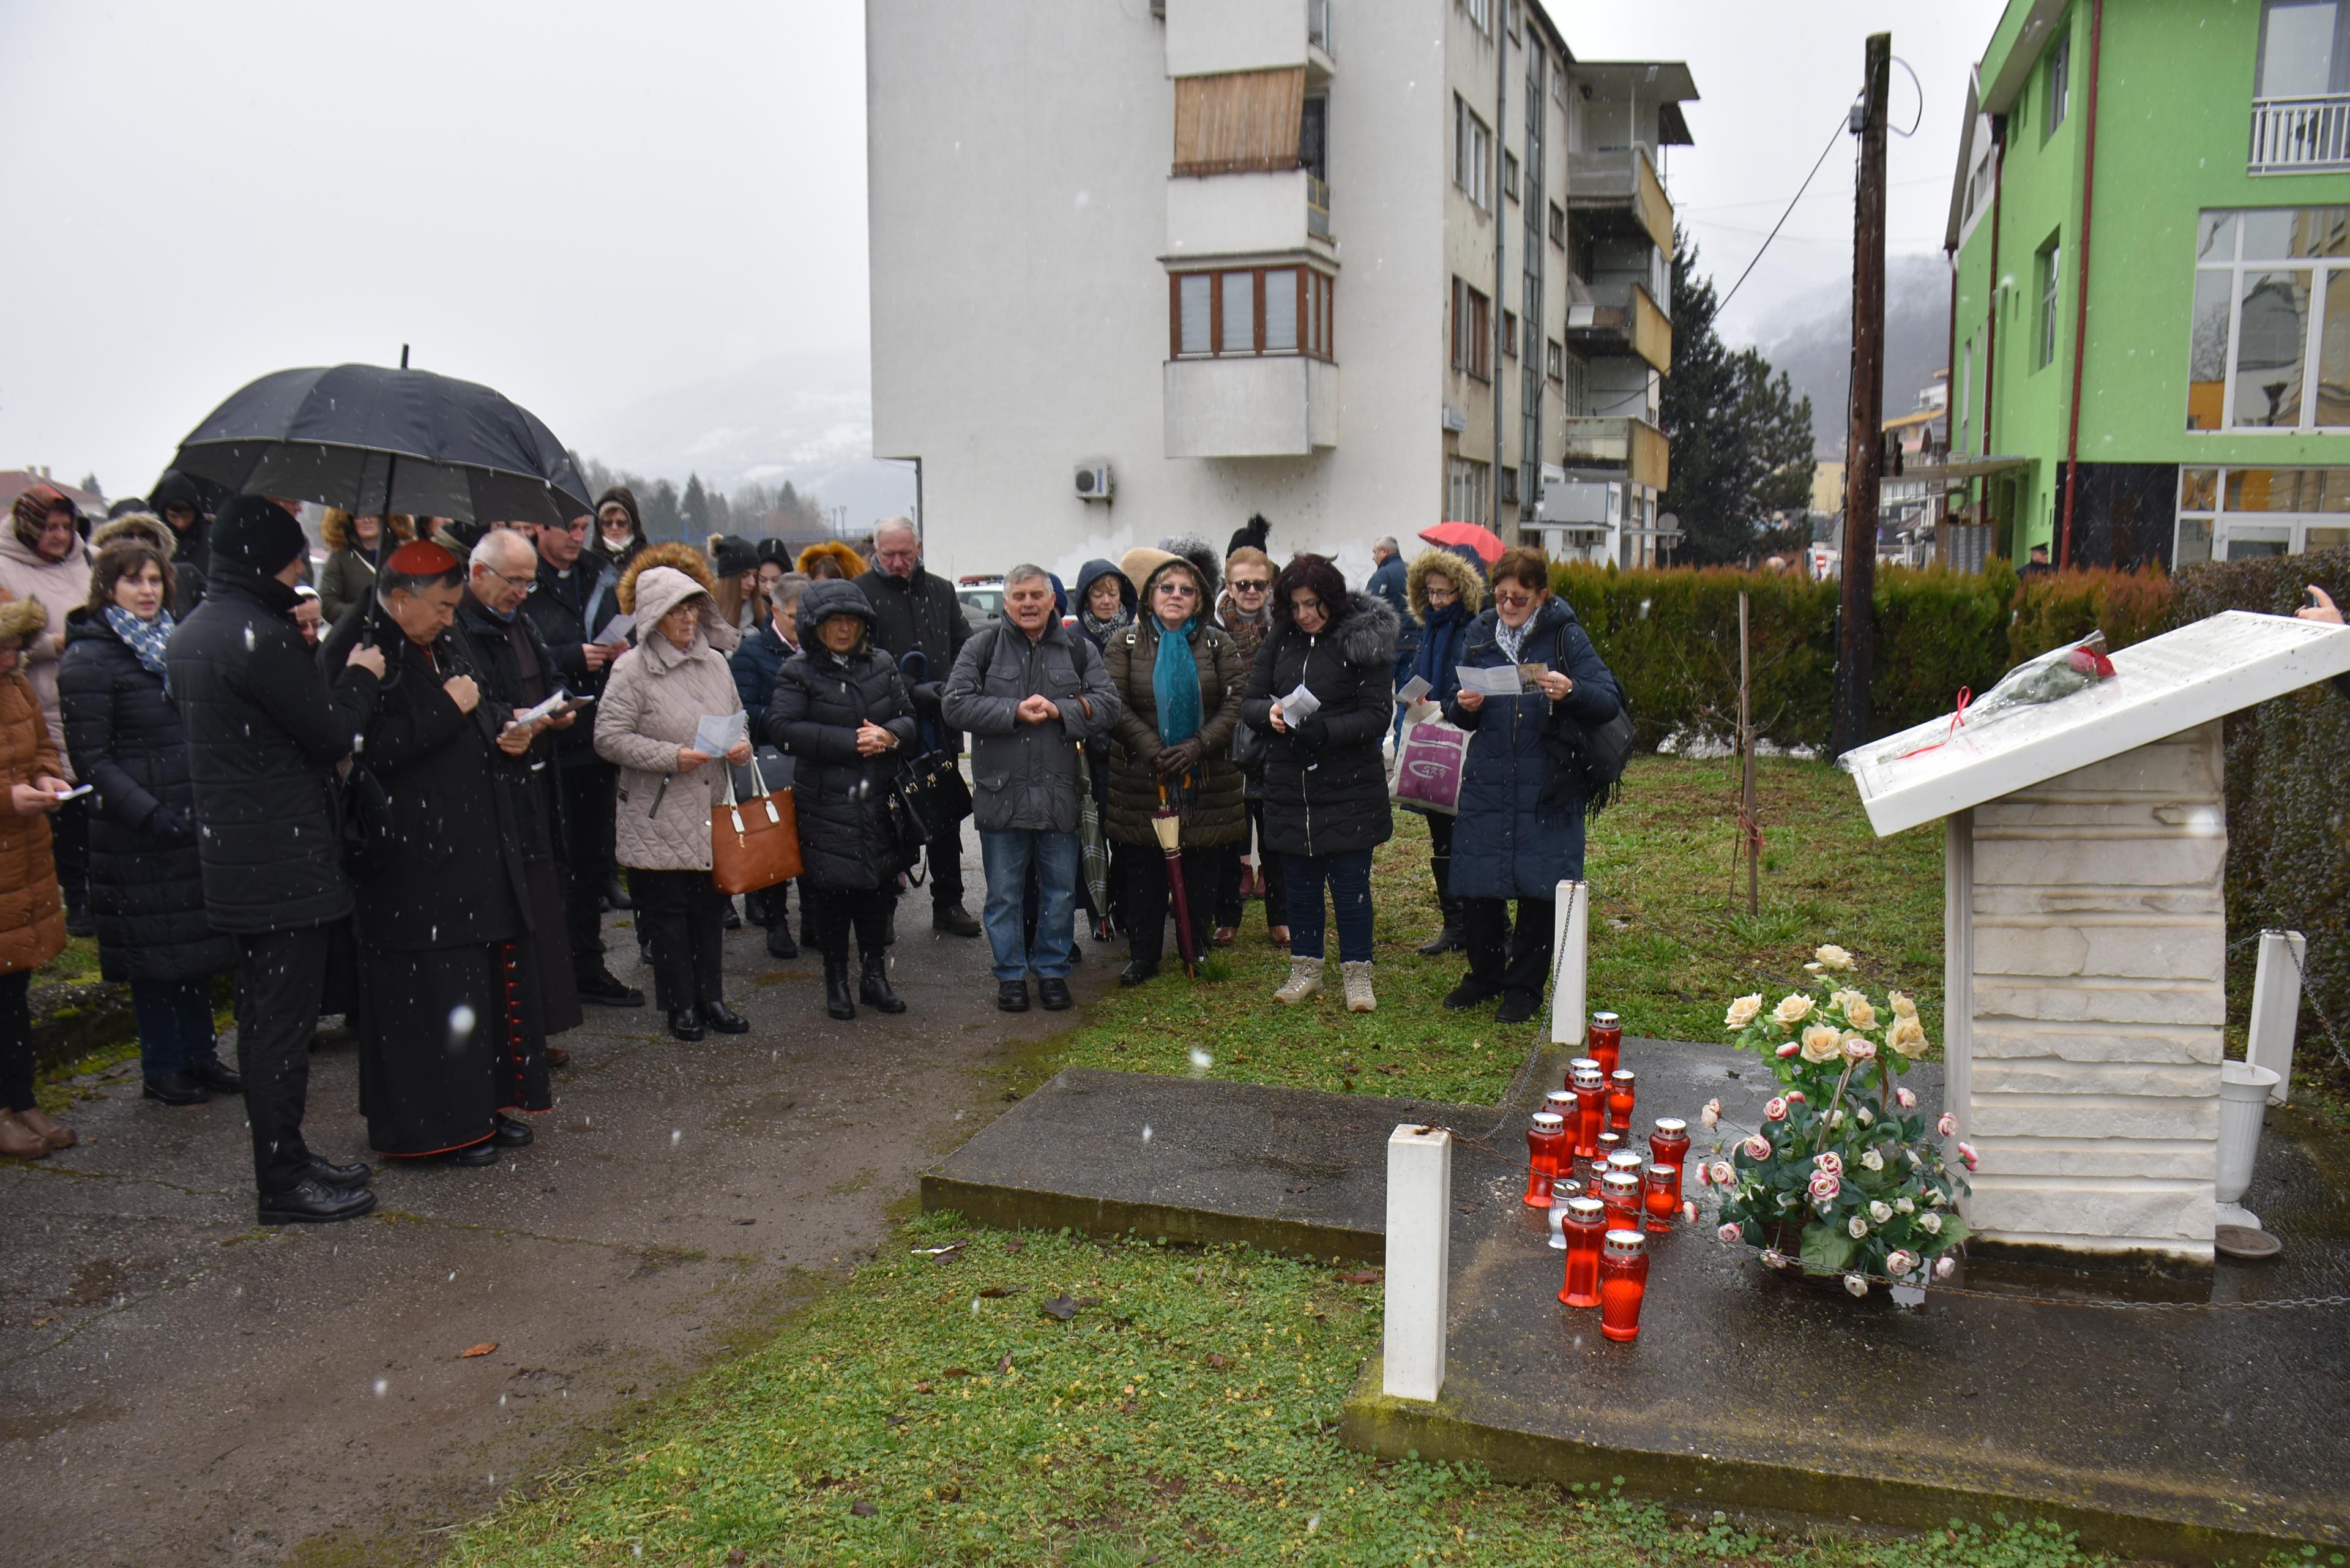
left=2247, top=930, right=2306, bottom=1106
left=1382, top=1124, right=1451, bottom=1403
left=1550, top=879, right=1588, bottom=1045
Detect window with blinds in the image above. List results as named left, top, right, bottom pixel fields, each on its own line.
left=1173, top=69, right=1308, bottom=176
left=1170, top=268, right=1334, bottom=360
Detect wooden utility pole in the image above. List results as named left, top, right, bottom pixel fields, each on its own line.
left=1833, top=33, right=1891, bottom=758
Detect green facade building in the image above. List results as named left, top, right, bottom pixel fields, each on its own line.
left=1945, top=0, right=2350, bottom=569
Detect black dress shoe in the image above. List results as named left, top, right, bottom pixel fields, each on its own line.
left=305, top=1155, right=373, bottom=1189
left=766, top=924, right=800, bottom=961
left=1416, top=926, right=1467, bottom=957
left=933, top=904, right=981, bottom=938
left=188, top=1055, right=244, bottom=1094
left=723, top=901, right=743, bottom=931
left=668, top=1007, right=706, bottom=1042
left=1442, top=976, right=1501, bottom=1010
left=1037, top=977, right=1073, bottom=1012
left=438, top=1141, right=500, bottom=1167
left=699, top=999, right=751, bottom=1034
left=64, top=906, right=95, bottom=939
left=602, top=876, right=633, bottom=910
left=997, top=979, right=1030, bottom=1012
left=493, top=1113, right=535, bottom=1147
left=577, top=967, right=646, bottom=1007
left=860, top=952, right=907, bottom=1014
left=822, top=958, right=856, bottom=1020
left=1117, top=960, right=1157, bottom=988
left=143, top=1071, right=211, bottom=1107
left=258, top=1179, right=378, bottom=1225
left=1494, top=990, right=1540, bottom=1025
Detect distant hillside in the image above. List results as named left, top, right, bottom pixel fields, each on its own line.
left=1747, top=253, right=1953, bottom=456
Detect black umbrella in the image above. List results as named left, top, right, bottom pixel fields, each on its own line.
left=171, top=362, right=591, bottom=528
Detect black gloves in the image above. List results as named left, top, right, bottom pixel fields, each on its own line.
left=146, top=805, right=195, bottom=844
left=1154, top=737, right=1205, bottom=776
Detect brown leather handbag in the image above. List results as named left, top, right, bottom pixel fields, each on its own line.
left=711, top=750, right=802, bottom=894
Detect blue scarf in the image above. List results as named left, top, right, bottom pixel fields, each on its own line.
left=105, top=605, right=175, bottom=695
left=1151, top=615, right=1202, bottom=749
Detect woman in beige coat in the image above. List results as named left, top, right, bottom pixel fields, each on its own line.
left=594, top=547, right=752, bottom=1042
left=1, top=597, right=75, bottom=1159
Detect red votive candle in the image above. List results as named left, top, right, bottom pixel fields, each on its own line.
left=1523, top=1112, right=1568, bottom=1208
left=1601, top=1168, right=1643, bottom=1232
left=1588, top=1011, right=1623, bottom=1077
left=1570, top=1061, right=1607, bottom=1160
left=1607, top=1069, right=1637, bottom=1134
left=1643, top=1163, right=1678, bottom=1233
left=1559, top=1197, right=1607, bottom=1307
left=1543, top=1088, right=1578, bottom=1127
left=1649, top=1116, right=1691, bottom=1207
left=1600, top=1228, right=1651, bottom=1342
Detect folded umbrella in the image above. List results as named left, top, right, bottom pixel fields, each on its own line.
left=172, top=362, right=591, bottom=528
left=1155, top=780, right=1199, bottom=977
left=1419, top=520, right=1507, bottom=566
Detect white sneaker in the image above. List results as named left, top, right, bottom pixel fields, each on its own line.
left=1341, top=960, right=1376, bottom=1013
left=1274, top=956, right=1324, bottom=1004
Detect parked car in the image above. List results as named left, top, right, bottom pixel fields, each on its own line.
left=957, top=576, right=1005, bottom=630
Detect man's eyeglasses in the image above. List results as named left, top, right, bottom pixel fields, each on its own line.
left=1229, top=579, right=1269, bottom=594
left=485, top=567, right=539, bottom=595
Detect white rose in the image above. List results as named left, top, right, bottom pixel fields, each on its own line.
left=1888, top=990, right=1918, bottom=1020
left=1843, top=997, right=1878, bottom=1031
left=1928, top=1189, right=1947, bottom=1208
left=1773, top=993, right=1817, bottom=1027
left=1843, top=1273, right=1868, bottom=1297
left=1847, top=1214, right=1868, bottom=1238
left=1799, top=1023, right=1843, bottom=1063
left=1934, top=1256, right=1956, bottom=1280
left=1919, top=1211, right=1943, bottom=1234
left=1889, top=1016, right=1930, bottom=1059
left=1855, top=1106, right=1874, bottom=1127
left=1860, top=1148, right=1884, bottom=1172
left=1725, top=993, right=1763, bottom=1029
left=1815, top=944, right=1854, bottom=970
left=1868, top=1201, right=1892, bottom=1223
left=1894, top=1196, right=1914, bottom=1214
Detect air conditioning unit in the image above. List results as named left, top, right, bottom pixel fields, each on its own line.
left=1075, top=465, right=1114, bottom=501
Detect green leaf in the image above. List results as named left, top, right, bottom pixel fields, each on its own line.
left=1800, top=1222, right=1857, bottom=1275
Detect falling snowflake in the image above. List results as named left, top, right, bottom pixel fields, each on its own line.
left=1141, top=1124, right=1153, bottom=1145
left=373, top=1378, right=388, bottom=1397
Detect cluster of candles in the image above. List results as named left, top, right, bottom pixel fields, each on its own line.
left=1517, top=1012, right=1692, bottom=1342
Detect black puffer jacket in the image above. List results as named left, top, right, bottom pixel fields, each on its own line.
left=769, top=580, right=920, bottom=889
left=57, top=610, right=236, bottom=982
left=165, top=562, right=380, bottom=933
left=1239, top=592, right=1400, bottom=859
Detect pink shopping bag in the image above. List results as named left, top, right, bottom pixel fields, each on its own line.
left=1392, top=716, right=1470, bottom=814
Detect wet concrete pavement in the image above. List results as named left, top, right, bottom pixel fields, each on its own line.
left=0, top=875, right=1103, bottom=1567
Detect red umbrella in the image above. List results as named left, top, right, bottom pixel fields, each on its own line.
left=1154, top=781, right=1201, bottom=977
left=1419, top=520, right=1507, bottom=565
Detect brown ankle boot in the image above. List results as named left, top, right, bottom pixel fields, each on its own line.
left=16, top=1108, right=75, bottom=1151
left=0, top=1113, right=51, bottom=1159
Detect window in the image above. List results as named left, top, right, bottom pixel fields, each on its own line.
left=2187, top=206, right=2350, bottom=430
left=1502, top=308, right=1518, bottom=357
left=1454, top=97, right=1491, bottom=211
left=1170, top=267, right=1334, bottom=360
left=1546, top=338, right=1564, bottom=382
left=2176, top=464, right=2350, bottom=564
left=1173, top=68, right=1307, bottom=176
left=1499, top=466, right=1520, bottom=506
left=1461, top=0, right=1491, bottom=35
left=1447, top=457, right=1490, bottom=523
left=2258, top=1, right=2349, bottom=97
left=1452, top=278, right=1491, bottom=380
left=1548, top=201, right=1566, bottom=248
left=1958, top=333, right=1974, bottom=449
left=1299, top=94, right=1327, bottom=181
left=1502, top=149, right=1520, bottom=203
left=2043, top=28, right=2070, bottom=138
left=2035, top=234, right=2062, bottom=369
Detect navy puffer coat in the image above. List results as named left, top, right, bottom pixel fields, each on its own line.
left=1441, top=597, right=1622, bottom=900
left=768, top=580, right=920, bottom=889
left=57, top=609, right=236, bottom=983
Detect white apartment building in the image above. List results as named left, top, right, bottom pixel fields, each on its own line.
left=866, top=0, right=1693, bottom=583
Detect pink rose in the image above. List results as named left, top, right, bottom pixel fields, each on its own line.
left=1716, top=1222, right=1742, bottom=1243
left=1775, top=1040, right=1800, bottom=1059
left=1934, top=1255, right=1956, bottom=1280
left=1895, top=1087, right=1918, bottom=1110
left=1785, top=1091, right=1805, bottom=1105
left=1701, top=1098, right=1722, bottom=1129
left=1936, top=1112, right=1956, bottom=1138
left=1709, top=1159, right=1735, bottom=1186
left=1843, top=1036, right=1877, bottom=1062
left=1957, top=1141, right=1979, bottom=1171
left=1682, top=1200, right=1698, bottom=1223
left=1742, top=1135, right=1770, bottom=1161
left=1692, top=1161, right=1711, bottom=1187
left=1886, top=1249, right=1918, bottom=1278
left=1807, top=1170, right=1841, bottom=1203
left=1763, top=1097, right=1788, bottom=1121
left=1813, top=1151, right=1843, bottom=1177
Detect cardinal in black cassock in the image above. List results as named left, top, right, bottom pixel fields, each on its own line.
left=323, top=539, right=550, bottom=1163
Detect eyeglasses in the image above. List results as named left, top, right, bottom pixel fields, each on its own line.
left=1157, top=582, right=1200, bottom=599
left=485, top=567, right=539, bottom=595
left=1229, top=579, right=1269, bottom=594
left=1493, top=591, right=1538, bottom=608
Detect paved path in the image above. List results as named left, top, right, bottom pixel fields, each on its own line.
left=0, top=872, right=1107, bottom=1567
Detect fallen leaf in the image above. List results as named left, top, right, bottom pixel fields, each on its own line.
left=460, top=1342, right=499, bottom=1359
left=727, top=1551, right=746, bottom=1566
left=1205, top=1351, right=1228, bottom=1370
left=976, top=1285, right=1024, bottom=1298
left=1042, top=1294, right=1083, bottom=1321
left=1002, top=1238, right=1025, bottom=1255
left=941, top=1366, right=970, bottom=1378
left=1338, top=1269, right=1382, bottom=1285
left=912, top=1381, right=933, bottom=1394
left=884, top=1414, right=908, bottom=1427
left=850, top=1499, right=877, bottom=1517
left=996, top=1351, right=1014, bottom=1375
left=938, top=1480, right=961, bottom=1503
left=732, top=1217, right=756, bottom=1225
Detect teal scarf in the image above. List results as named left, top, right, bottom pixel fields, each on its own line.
left=1151, top=616, right=1202, bottom=749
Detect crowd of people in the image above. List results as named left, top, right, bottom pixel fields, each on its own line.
left=0, top=476, right=1626, bottom=1226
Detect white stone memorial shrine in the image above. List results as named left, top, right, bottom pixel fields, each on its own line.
left=1844, top=611, right=2350, bottom=1268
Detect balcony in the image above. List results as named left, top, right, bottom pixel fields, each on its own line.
left=1165, top=355, right=1338, bottom=458
left=1166, top=0, right=1335, bottom=78
left=1562, top=278, right=1671, bottom=372
left=1557, top=415, right=1669, bottom=492
left=1166, top=166, right=1331, bottom=257
left=2250, top=95, right=2350, bottom=173
left=1564, top=143, right=1675, bottom=255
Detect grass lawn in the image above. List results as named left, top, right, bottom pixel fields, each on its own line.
left=442, top=757, right=2062, bottom=1567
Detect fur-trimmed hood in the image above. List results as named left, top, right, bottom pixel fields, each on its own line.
left=1406, top=547, right=1486, bottom=622
left=796, top=539, right=867, bottom=580
left=319, top=509, right=413, bottom=553
left=90, top=512, right=176, bottom=561
left=0, top=597, right=50, bottom=647
left=1326, top=589, right=1401, bottom=669
left=616, top=541, right=715, bottom=616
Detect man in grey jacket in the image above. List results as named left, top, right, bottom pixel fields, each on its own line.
left=943, top=564, right=1121, bottom=1013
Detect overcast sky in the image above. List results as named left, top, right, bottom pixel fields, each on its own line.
left=2, top=1, right=2002, bottom=501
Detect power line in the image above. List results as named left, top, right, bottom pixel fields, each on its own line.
left=1714, top=109, right=1851, bottom=320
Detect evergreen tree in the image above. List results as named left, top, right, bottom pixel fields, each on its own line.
left=1660, top=231, right=1817, bottom=566
left=78, top=472, right=101, bottom=499
left=681, top=473, right=710, bottom=537
left=644, top=479, right=683, bottom=540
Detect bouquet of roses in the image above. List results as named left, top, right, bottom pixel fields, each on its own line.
left=1693, top=944, right=1974, bottom=1297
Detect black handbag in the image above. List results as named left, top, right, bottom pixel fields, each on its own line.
left=886, top=750, right=955, bottom=883
left=339, top=760, right=397, bottom=878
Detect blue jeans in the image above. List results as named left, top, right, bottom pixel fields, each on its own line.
left=980, top=830, right=1080, bottom=984
left=132, top=976, right=218, bottom=1082
left=1284, top=849, right=1376, bottom=963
